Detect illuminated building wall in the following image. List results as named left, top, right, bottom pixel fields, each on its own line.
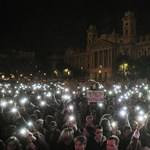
left=65, top=10, right=150, bottom=81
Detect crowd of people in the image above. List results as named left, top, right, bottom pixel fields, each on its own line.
left=0, top=80, right=149, bottom=150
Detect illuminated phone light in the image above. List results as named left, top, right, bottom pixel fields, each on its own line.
left=69, top=105, right=74, bottom=110
left=144, top=114, right=148, bottom=119
left=27, top=121, right=33, bottom=126
left=118, top=99, right=122, bottom=102
left=20, top=128, right=27, bottom=135
left=46, top=92, right=52, bottom=97
left=98, top=102, right=103, bottom=108
left=82, top=87, right=86, bottom=91
left=139, top=110, right=144, bottom=115
left=123, top=106, right=127, bottom=110
left=108, top=91, right=113, bottom=95
left=62, top=95, right=71, bottom=100
left=9, top=100, right=14, bottom=104
left=144, top=86, right=148, bottom=90
left=137, top=116, right=144, bottom=122
left=37, top=95, right=41, bottom=100
left=135, top=106, right=140, bottom=111
left=120, top=110, right=126, bottom=117
left=40, top=101, right=46, bottom=106
left=1, top=101, right=7, bottom=107
left=20, top=98, right=28, bottom=104
left=69, top=115, right=75, bottom=122
left=56, top=90, right=60, bottom=94
left=65, top=88, right=69, bottom=92
left=11, top=107, right=17, bottom=113
left=111, top=121, right=117, bottom=128
left=72, top=91, right=76, bottom=95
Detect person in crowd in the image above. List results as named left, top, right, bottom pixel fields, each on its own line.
left=62, top=115, right=81, bottom=137
left=33, top=110, right=43, bottom=119
left=74, top=135, right=87, bottom=150
left=5, top=125, right=17, bottom=141
left=111, top=121, right=121, bottom=137
left=61, top=105, right=70, bottom=123
left=82, top=126, right=94, bottom=139
left=107, top=106, right=115, bottom=117
left=106, top=135, right=119, bottom=150
left=0, top=139, right=5, bottom=150
left=0, top=111, right=8, bottom=141
left=34, top=119, right=47, bottom=136
left=28, top=115, right=38, bottom=123
left=79, top=98, right=90, bottom=127
left=53, top=110, right=63, bottom=130
left=5, top=136, right=23, bottom=150
left=140, top=113, right=150, bottom=149
left=85, top=115, right=94, bottom=127
left=45, top=121, right=61, bottom=150
left=26, top=132, right=49, bottom=150
left=86, top=125, right=106, bottom=150
left=57, top=127, right=75, bottom=150
left=126, top=122, right=143, bottom=150
left=99, top=114, right=112, bottom=138
left=118, top=125, right=132, bottom=150
left=128, top=106, right=137, bottom=124
left=43, top=115, right=55, bottom=130
left=130, top=120, right=139, bottom=132
left=22, top=103, right=35, bottom=117
left=82, top=126, right=94, bottom=150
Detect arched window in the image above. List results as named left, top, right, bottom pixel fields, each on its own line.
left=138, top=51, right=141, bottom=56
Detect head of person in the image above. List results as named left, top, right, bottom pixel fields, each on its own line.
left=9, top=111, right=21, bottom=124
left=5, top=136, right=22, bottom=150
left=100, top=114, right=113, bottom=122
left=122, top=125, right=132, bottom=138
left=74, top=135, right=87, bottom=150
left=94, top=125, right=104, bottom=140
left=85, top=115, right=93, bottom=127
left=82, top=126, right=94, bottom=138
left=26, top=133, right=37, bottom=150
left=131, top=120, right=138, bottom=131
left=24, top=103, right=35, bottom=115
left=58, top=127, right=74, bottom=145
left=107, top=106, right=114, bottom=116
left=34, top=119, right=44, bottom=130
left=6, top=125, right=17, bottom=138
left=49, top=121, right=57, bottom=132
left=45, top=115, right=55, bottom=125
left=33, top=110, right=42, bottom=119
left=28, top=114, right=38, bottom=123
left=106, top=135, right=119, bottom=150
left=99, top=118, right=112, bottom=138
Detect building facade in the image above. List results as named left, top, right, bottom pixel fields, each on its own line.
left=65, top=11, right=150, bottom=81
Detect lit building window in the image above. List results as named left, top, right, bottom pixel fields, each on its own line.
left=119, top=63, right=128, bottom=76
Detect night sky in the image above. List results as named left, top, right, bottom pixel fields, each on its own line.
left=1, top=0, right=150, bottom=55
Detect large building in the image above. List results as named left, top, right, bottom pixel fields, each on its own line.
left=65, top=11, right=150, bottom=81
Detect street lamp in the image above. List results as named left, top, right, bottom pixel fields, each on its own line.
left=81, top=67, right=84, bottom=81
left=63, top=68, right=71, bottom=79
left=98, top=65, right=102, bottom=81
left=98, top=70, right=102, bottom=74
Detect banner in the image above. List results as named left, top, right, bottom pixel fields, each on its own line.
left=86, top=90, right=104, bottom=104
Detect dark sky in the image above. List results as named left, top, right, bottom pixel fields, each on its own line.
left=1, top=0, right=150, bottom=55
